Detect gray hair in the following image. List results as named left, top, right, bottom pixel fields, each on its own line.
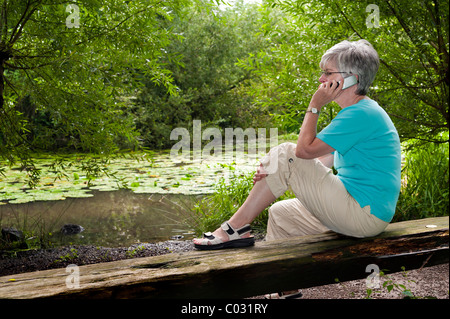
left=320, top=39, right=379, bottom=95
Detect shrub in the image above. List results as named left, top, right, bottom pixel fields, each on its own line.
left=394, top=138, right=449, bottom=222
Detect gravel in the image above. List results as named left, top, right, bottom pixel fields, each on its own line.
left=1, top=241, right=448, bottom=299
left=260, top=263, right=449, bottom=299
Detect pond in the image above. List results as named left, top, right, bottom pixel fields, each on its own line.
left=0, top=150, right=254, bottom=204
left=0, top=144, right=272, bottom=247
left=1, top=190, right=199, bottom=247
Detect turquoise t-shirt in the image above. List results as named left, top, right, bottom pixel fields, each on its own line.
left=316, top=99, right=401, bottom=222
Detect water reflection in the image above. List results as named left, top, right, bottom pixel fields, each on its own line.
left=0, top=190, right=199, bottom=247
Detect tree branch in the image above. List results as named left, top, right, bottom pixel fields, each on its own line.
left=334, top=1, right=446, bottom=117
left=73, top=5, right=157, bottom=48
left=9, top=0, right=43, bottom=45
left=0, top=0, right=7, bottom=43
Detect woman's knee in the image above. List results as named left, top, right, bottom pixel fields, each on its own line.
left=268, top=198, right=298, bottom=222
left=268, top=200, right=286, bottom=215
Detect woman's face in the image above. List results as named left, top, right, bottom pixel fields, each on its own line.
left=319, top=62, right=344, bottom=85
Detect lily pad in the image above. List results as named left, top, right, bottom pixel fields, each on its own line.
left=0, top=146, right=267, bottom=204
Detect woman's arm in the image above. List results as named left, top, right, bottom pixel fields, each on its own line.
left=295, top=112, right=334, bottom=159
left=295, top=81, right=340, bottom=159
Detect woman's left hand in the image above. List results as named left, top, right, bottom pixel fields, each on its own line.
left=253, top=164, right=268, bottom=184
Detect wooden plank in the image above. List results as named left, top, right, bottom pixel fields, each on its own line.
left=0, top=216, right=447, bottom=299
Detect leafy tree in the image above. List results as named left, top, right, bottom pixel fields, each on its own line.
left=133, top=0, right=273, bottom=148
left=0, top=0, right=190, bottom=184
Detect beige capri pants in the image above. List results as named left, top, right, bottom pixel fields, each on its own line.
left=260, top=143, right=388, bottom=241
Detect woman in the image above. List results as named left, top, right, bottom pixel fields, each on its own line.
left=193, top=39, right=401, bottom=250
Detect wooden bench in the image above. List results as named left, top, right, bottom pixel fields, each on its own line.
left=0, top=216, right=447, bottom=299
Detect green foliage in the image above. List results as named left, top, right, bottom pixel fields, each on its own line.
left=0, top=217, right=55, bottom=251
left=241, top=0, right=449, bottom=144
left=236, top=2, right=348, bottom=133
left=1, top=0, right=190, bottom=180
left=191, top=169, right=255, bottom=235
left=365, top=266, right=438, bottom=299
left=54, top=248, right=79, bottom=263
left=394, top=133, right=449, bottom=222
left=133, top=0, right=274, bottom=149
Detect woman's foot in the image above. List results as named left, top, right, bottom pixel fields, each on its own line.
left=193, top=221, right=254, bottom=250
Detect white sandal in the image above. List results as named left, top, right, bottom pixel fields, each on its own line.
left=194, top=221, right=255, bottom=250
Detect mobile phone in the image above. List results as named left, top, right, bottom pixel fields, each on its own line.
left=339, top=75, right=358, bottom=90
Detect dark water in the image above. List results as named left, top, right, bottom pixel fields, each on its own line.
left=0, top=190, right=200, bottom=247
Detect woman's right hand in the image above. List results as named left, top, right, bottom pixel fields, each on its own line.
left=309, top=80, right=342, bottom=110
